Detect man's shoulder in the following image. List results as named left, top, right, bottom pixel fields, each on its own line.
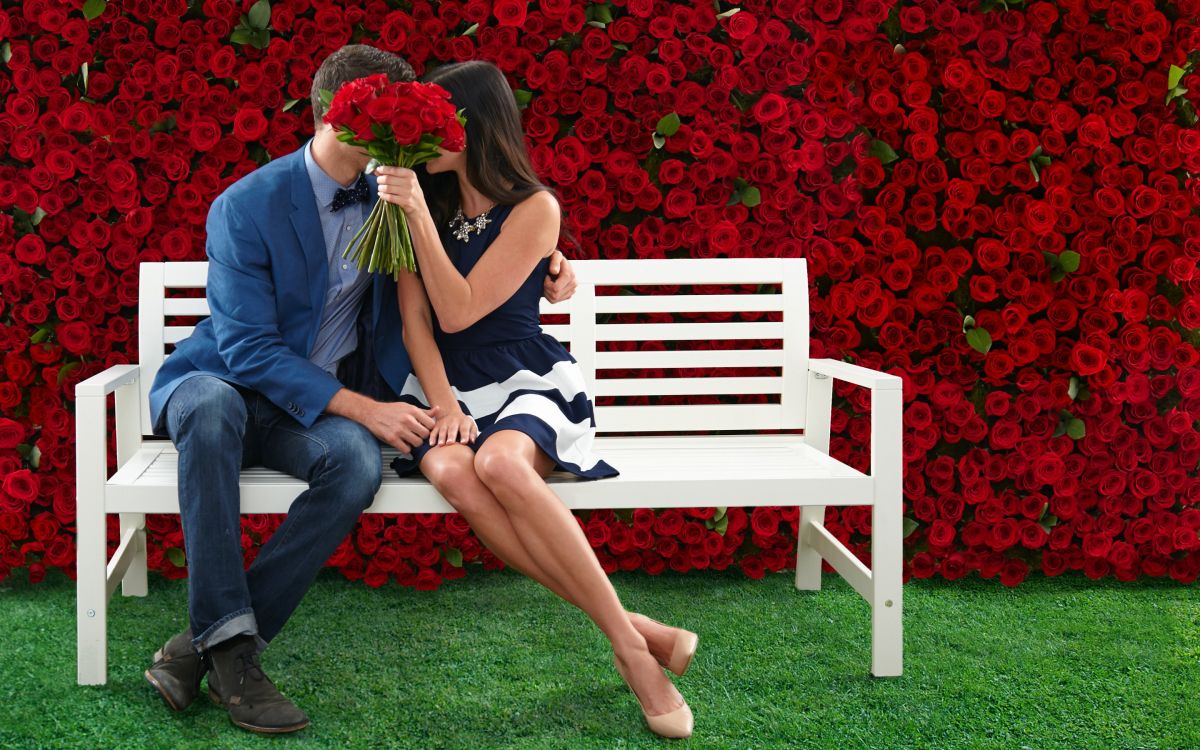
left=212, top=146, right=303, bottom=218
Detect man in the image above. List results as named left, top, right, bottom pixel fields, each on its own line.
left=142, top=44, right=577, bottom=734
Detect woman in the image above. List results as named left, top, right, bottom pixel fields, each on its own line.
left=374, top=60, right=696, bottom=739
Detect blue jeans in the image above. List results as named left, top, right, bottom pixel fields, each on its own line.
left=164, top=375, right=382, bottom=653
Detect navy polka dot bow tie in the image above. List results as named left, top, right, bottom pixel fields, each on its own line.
left=331, top=174, right=371, bottom=212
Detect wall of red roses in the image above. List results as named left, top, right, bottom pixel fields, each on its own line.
left=1, top=0, right=1199, bottom=590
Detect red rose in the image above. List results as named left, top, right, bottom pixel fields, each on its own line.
left=927, top=520, right=956, bottom=547
left=2, top=470, right=38, bottom=506
left=232, top=108, right=269, bottom=142
left=999, top=559, right=1029, bottom=587
left=0, top=419, right=23, bottom=450
left=493, top=0, right=527, bottom=27
left=1069, top=344, right=1106, bottom=376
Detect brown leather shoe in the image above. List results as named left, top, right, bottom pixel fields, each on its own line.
left=144, top=629, right=206, bottom=711
left=204, top=635, right=309, bottom=734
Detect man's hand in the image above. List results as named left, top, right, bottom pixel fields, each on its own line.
left=366, top=402, right=439, bottom=452
left=543, top=250, right=577, bottom=304
left=327, top=388, right=437, bottom=452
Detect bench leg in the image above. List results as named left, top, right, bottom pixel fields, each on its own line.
left=870, top=387, right=903, bottom=677
left=119, top=513, right=148, bottom=597
left=794, top=506, right=825, bottom=591
left=800, top=370, right=834, bottom=592
left=76, top=392, right=109, bottom=686
left=76, top=490, right=108, bottom=685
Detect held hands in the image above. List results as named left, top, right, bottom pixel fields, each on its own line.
left=367, top=402, right=439, bottom=453
left=430, top=409, right=478, bottom=447
left=373, top=165, right=427, bottom=218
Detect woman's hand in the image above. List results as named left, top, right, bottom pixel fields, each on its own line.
left=374, top=165, right=428, bottom=218
left=430, top=409, right=478, bottom=447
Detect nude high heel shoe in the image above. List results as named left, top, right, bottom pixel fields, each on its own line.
left=638, top=615, right=699, bottom=677
left=613, top=655, right=694, bottom=740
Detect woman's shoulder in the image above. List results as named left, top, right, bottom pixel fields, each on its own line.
left=507, top=189, right=559, bottom=221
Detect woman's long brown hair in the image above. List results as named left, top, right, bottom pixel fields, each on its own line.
left=419, top=60, right=579, bottom=252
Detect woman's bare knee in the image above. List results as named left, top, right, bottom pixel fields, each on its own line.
left=474, top=445, right=527, bottom=493
left=421, top=446, right=476, bottom=496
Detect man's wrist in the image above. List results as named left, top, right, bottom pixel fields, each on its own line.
left=327, top=388, right=375, bottom=427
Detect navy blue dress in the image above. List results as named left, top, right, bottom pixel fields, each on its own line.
left=390, top=203, right=618, bottom=480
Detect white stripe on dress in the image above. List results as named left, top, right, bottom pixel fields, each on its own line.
left=398, top=361, right=603, bottom=472
left=399, top=359, right=589, bottom=420
left=490, top=392, right=602, bottom=471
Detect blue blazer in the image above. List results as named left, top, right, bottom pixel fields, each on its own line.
left=147, top=139, right=411, bottom=436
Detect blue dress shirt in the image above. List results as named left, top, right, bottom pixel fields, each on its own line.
left=302, top=138, right=374, bottom=375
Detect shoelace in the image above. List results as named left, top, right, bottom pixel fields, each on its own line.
left=233, top=648, right=268, bottom=685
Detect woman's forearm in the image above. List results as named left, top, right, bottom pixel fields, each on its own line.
left=401, top=321, right=463, bottom=415
left=407, top=210, right=473, bottom=329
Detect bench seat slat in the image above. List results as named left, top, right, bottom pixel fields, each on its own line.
left=105, top=436, right=872, bottom=514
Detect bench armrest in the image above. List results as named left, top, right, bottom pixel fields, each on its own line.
left=76, top=364, right=141, bottom=398
left=75, top=364, right=143, bottom=470
left=804, top=359, right=903, bottom=489
left=808, top=359, right=902, bottom=391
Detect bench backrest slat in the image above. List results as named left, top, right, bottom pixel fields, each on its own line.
left=138, top=259, right=809, bottom=436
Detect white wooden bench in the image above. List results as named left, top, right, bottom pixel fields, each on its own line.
left=76, top=259, right=904, bottom=685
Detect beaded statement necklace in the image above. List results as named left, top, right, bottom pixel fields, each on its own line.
left=448, top=203, right=495, bottom=242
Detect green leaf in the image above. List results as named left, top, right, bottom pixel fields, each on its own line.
left=30, top=207, right=45, bottom=226
left=741, top=186, right=761, bottom=208
left=81, top=62, right=89, bottom=90
left=717, top=7, right=741, bottom=19
left=1, top=42, right=11, bottom=65
left=30, top=327, right=49, bottom=344
left=965, top=327, right=992, bottom=354
left=962, top=314, right=975, bottom=333
left=1169, top=64, right=1187, bottom=90
left=1068, top=376, right=1079, bottom=401
left=714, top=515, right=729, bottom=535
left=902, top=517, right=919, bottom=538
left=28, top=444, right=40, bottom=470
left=1037, top=502, right=1049, bottom=522
left=513, top=88, right=532, bottom=108
left=1038, top=514, right=1058, bottom=534
left=462, top=22, right=479, bottom=36
left=652, top=132, right=665, bottom=150
left=1059, top=250, right=1080, bottom=273
left=869, top=139, right=899, bottom=164
left=248, top=0, right=271, bottom=29
left=1028, top=158, right=1040, bottom=183
left=587, top=3, right=613, bottom=24
left=166, top=548, right=186, bottom=567
left=713, top=507, right=727, bottom=523
left=82, top=0, right=106, bottom=20
left=445, top=547, right=464, bottom=568
left=655, top=112, right=681, bottom=136
left=282, top=98, right=299, bottom=112
left=250, top=28, right=270, bottom=49
left=230, top=26, right=252, bottom=45
left=57, top=361, right=80, bottom=385
left=1066, top=418, right=1086, bottom=440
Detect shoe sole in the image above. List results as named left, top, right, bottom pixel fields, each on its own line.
left=208, top=688, right=310, bottom=734
left=144, top=669, right=187, bottom=712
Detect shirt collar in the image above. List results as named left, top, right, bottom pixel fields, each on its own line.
left=303, top=137, right=362, bottom=210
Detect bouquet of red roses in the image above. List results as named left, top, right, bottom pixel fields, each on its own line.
left=319, top=75, right=466, bottom=277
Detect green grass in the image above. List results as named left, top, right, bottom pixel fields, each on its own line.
left=0, top=569, right=1197, bottom=749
